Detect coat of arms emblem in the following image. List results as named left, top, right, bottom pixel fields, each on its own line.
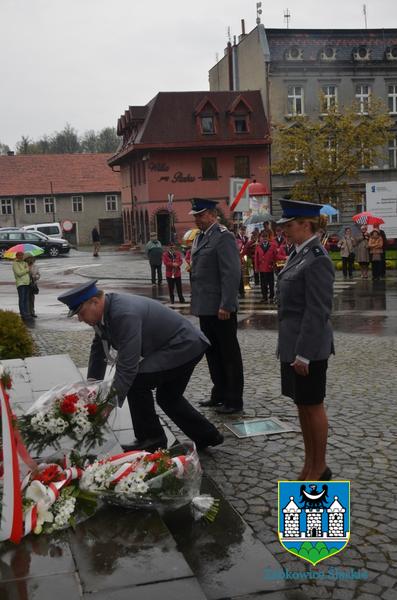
left=278, top=480, right=350, bottom=565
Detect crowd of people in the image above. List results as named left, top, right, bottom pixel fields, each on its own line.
left=338, top=223, right=387, bottom=281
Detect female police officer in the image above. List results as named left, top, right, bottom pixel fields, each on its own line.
left=276, top=199, right=334, bottom=481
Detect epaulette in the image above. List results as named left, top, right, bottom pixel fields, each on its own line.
left=218, top=225, right=228, bottom=232
left=311, top=246, right=325, bottom=257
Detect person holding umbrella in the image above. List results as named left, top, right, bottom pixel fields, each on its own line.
left=25, top=254, right=40, bottom=317
left=12, top=252, right=31, bottom=320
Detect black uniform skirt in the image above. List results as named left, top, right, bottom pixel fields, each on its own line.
left=281, top=360, right=328, bottom=405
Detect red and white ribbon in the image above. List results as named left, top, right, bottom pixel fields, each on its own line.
left=0, top=382, right=23, bottom=544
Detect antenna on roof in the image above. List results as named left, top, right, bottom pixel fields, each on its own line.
left=227, top=26, right=232, bottom=43
left=215, top=52, right=219, bottom=63
left=284, top=8, right=291, bottom=28
left=256, top=2, right=262, bottom=25
left=363, top=4, right=368, bottom=29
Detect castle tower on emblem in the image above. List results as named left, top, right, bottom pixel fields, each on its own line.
left=306, top=508, right=323, bottom=538
left=282, top=497, right=301, bottom=538
left=327, top=496, right=345, bottom=537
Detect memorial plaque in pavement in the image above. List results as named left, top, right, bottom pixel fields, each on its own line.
left=224, top=417, right=299, bottom=438
left=68, top=507, right=194, bottom=593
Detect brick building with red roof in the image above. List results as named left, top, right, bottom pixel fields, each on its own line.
left=0, top=153, right=122, bottom=245
left=109, top=91, right=271, bottom=245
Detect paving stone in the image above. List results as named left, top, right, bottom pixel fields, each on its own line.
left=88, top=577, right=207, bottom=600
left=0, top=573, right=82, bottom=600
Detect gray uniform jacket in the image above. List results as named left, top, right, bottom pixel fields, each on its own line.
left=277, top=238, right=335, bottom=363
left=190, top=223, right=241, bottom=316
left=87, top=293, right=209, bottom=404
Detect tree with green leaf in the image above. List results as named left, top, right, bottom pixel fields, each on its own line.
left=272, top=98, right=394, bottom=205
left=0, top=141, right=11, bottom=155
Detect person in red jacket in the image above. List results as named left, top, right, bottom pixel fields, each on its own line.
left=254, top=231, right=277, bottom=302
left=163, top=243, right=186, bottom=304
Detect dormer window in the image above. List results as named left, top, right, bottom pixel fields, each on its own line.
left=195, top=96, right=219, bottom=136
left=234, top=117, right=248, bottom=133
left=201, top=116, right=215, bottom=134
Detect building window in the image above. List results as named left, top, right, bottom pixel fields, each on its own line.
left=1, top=198, right=13, bottom=215
left=355, top=84, right=371, bottom=114
left=72, top=195, right=83, bottom=212
left=106, top=195, right=118, bottom=211
left=321, top=85, right=338, bottom=112
left=388, top=85, right=397, bottom=114
left=201, top=157, right=218, bottom=180
left=43, top=196, right=56, bottom=214
left=24, top=197, right=36, bottom=214
left=389, top=136, right=397, bottom=168
left=201, top=116, right=215, bottom=134
left=234, top=156, right=250, bottom=178
left=287, top=86, right=304, bottom=115
left=234, top=117, right=248, bottom=133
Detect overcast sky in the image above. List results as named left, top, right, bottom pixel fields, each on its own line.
left=1, top=0, right=396, bottom=149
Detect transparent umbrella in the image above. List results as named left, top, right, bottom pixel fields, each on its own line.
left=244, top=212, right=274, bottom=226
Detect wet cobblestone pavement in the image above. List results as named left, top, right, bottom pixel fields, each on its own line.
left=1, top=251, right=396, bottom=599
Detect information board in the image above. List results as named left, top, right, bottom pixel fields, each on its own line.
left=366, top=181, right=397, bottom=238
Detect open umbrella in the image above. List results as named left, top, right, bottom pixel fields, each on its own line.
left=352, top=211, right=384, bottom=226
left=182, top=228, right=200, bottom=245
left=320, top=204, right=338, bottom=216
left=4, top=243, right=44, bottom=259
left=244, top=212, right=274, bottom=226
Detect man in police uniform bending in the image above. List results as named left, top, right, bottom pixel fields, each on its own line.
left=58, top=281, right=223, bottom=452
left=189, top=198, right=244, bottom=414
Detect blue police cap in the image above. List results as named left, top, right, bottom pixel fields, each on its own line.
left=57, top=279, right=99, bottom=317
left=189, top=198, right=219, bottom=215
left=277, top=199, right=323, bottom=224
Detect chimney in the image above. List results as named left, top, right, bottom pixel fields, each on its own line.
left=238, top=19, right=246, bottom=42
left=227, top=41, right=234, bottom=90
left=7, top=151, right=14, bottom=156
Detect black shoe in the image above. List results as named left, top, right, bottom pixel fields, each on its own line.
left=31, top=313, right=37, bottom=318
left=196, top=432, right=224, bottom=451
left=122, top=436, right=167, bottom=453
left=179, top=298, right=186, bottom=303
left=215, top=405, right=243, bottom=415
left=319, top=467, right=332, bottom=481
left=199, top=398, right=223, bottom=407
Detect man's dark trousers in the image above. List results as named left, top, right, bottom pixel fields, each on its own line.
left=199, top=313, right=244, bottom=409
left=127, top=354, right=218, bottom=445
left=150, top=264, right=162, bottom=284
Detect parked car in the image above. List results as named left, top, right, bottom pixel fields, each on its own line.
left=0, top=229, right=71, bottom=258
left=22, top=222, right=64, bottom=238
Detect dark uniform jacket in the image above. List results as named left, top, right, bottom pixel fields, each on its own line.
left=190, top=223, right=241, bottom=316
left=87, top=293, right=209, bottom=404
left=277, top=238, right=335, bottom=363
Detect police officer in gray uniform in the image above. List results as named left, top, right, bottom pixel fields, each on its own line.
left=58, top=281, right=223, bottom=452
left=276, top=199, right=334, bottom=481
left=189, top=198, right=244, bottom=414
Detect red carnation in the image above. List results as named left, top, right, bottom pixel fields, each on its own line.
left=86, top=403, right=98, bottom=416
left=60, top=398, right=77, bottom=414
left=63, top=393, right=79, bottom=404
left=33, top=464, right=61, bottom=484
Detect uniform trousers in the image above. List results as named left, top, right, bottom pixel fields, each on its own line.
left=127, top=353, right=218, bottom=445
left=199, top=313, right=244, bottom=409
left=259, top=272, right=274, bottom=299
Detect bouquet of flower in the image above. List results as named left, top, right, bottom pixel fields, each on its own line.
left=17, top=380, right=116, bottom=455
left=21, top=458, right=98, bottom=535
left=80, top=441, right=207, bottom=515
